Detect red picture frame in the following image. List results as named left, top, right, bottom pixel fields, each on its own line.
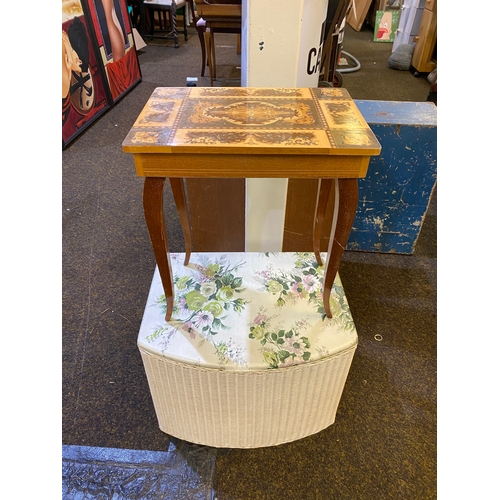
left=84, top=0, right=142, bottom=103
left=62, top=0, right=111, bottom=148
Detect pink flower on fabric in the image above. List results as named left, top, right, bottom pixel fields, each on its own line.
left=253, top=314, right=268, bottom=325
left=176, top=297, right=191, bottom=318
left=256, top=269, right=272, bottom=281
left=192, top=311, right=214, bottom=329
left=284, top=336, right=303, bottom=355
left=181, top=321, right=196, bottom=339
left=291, top=281, right=307, bottom=297
left=302, top=274, right=319, bottom=292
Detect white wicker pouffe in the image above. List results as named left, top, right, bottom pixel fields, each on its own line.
left=138, top=252, right=357, bottom=448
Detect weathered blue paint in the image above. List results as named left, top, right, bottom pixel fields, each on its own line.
left=349, top=100, right=437, bottom=254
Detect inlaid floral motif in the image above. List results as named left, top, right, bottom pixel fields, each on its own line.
left=339, top=131, right=374, bottom=146
left=131, top=131, right=159, bottom=143
left=195, top=88, right=307, bottom=97
left=183, top=131, right=248, bottom=145
left=250, top=88, right=306, bottom=97
left=122, top=86, right=380, bottom=153
left=324, top=102, right=364, bottom=126
left=151, top=87, right=188, bottom=99
left=316, top=87, right=348, bottom=99
left=183, top=131, right=318, bottom=146
left=189, top=101, right=315, bottom=127
left=137, top=100, right=176, bottom=125
left=205, top=101, right=314, bottom=126
left=197, top=88, right=250, bottom=97
left=254, top=132, right=317, bottom=145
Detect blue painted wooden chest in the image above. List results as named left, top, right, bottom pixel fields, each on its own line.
left=348, top=100, right=437, bottom=254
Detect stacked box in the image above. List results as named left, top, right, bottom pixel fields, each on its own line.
left=348, top=100, right=437, bottom=254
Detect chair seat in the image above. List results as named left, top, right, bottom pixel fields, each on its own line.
left=144, top=0, right=186, bottom=6
left=142, top=0, right=190, bottom=47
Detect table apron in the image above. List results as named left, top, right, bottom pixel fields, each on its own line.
left=133, top=153, right=371, bottom=178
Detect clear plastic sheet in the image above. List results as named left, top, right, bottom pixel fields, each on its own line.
left=62, top=439, right=217, bottom=499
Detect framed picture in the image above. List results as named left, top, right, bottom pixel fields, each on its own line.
left=62, top=0, right=112, bottom=148
left=374, top=10, right=400, bottom=43
left=84, top=0, right=142, bottom=103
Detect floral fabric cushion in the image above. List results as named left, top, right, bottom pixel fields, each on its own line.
left=138, top=252, right=358, bottom=370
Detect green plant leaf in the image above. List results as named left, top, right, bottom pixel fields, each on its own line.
left=278, top=350, right=290, bottom=361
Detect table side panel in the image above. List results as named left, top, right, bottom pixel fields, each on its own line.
left=185, top=178, right=246, bottom=252
left=132, top=153, right=371, bottom=179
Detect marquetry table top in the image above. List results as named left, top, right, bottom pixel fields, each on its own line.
left=122, top=87, right=381, bottom=156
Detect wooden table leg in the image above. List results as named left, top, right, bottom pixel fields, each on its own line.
left=143, top=177, right=174, bottom=321
left=313, top=178, right=333, bottom=266
left=169, top=178, right=192, bottom=266
left=322, top=178, right=358, bottom=318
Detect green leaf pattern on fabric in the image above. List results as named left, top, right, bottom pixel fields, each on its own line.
left=146, top=252, right=354, bottom=370
left=249, top=306, right=315, bottom=369
left=152, top=254, right=250, bottom=366
left=255, top=252, right=354, bottom=322
left=251, top=252, right=355, bottom=367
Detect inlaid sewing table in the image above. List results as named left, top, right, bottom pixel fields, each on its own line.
left=122, top=87, right=381, bottom=321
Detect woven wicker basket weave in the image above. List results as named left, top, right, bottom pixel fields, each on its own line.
left=139, top=344, right=356, bottom=448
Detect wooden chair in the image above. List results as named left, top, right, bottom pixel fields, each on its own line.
left=195, top=17, right=207, bottom=76
left=142, top=0, right=195, bottom=48
left=194, top=0, right=242, bottom=85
